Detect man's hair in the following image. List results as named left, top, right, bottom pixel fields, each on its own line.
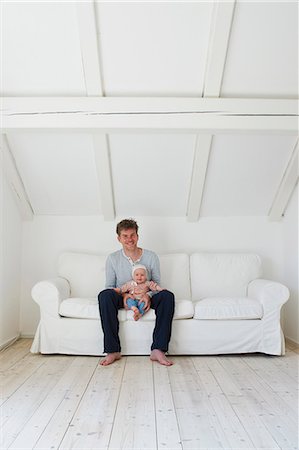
left=116, top=218, right=139, bottom=236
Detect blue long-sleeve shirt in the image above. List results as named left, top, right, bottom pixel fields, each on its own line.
left=105, top=249, right=161, bottom=297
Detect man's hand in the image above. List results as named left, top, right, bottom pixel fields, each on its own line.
left=148, top=281, right=163, bottom=292
left=148, top=281, right=158, bottom=291
left=113, top=287, right=121, bottom=294
left=139, top=294, right=151, bottom=313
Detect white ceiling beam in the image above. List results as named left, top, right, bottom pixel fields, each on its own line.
left=2, top=97, right=294, bottom=115
left=1, top=135, right=33, bottom=220
left=1, top=97, right=297, bottom=133
left=93, top=135, right=115, bottom=221
left=203, top=0, right=236, bottom=97
left=76, top=2, right=115, bottom=221
left=268, top=140, right=298, bottom=221
left=187, top=0, right=236, bottom=221
left=187, top=135, right=212, bottom=222
left=76, top=1, right=103, bottom=96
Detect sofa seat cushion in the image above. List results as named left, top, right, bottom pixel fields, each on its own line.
left=126, top=299, right=194, bottom=321
left=194, top=297, right=263, bottom=320
left=59, top=298, right=100, bottom=320
left=59, top=298, right=194, bottom=321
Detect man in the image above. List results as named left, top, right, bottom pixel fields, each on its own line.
left=98, top=218, right=175, bottom=366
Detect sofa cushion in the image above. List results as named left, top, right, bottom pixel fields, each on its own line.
left=59, top=297, right=194, bottom=321
left=190, top=253, right=262, bottom=299
left=126, top=300, right=194, bottom=321
left=194, top=297, right=263, bottom=320
left=58, top=252, right=190, bottom=299
left=160, top=253, right=191, bottom=300
left=58, top=253, right=107, bottom=297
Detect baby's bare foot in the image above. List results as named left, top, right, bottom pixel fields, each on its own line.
left=131, top=307, right=141, bottom=321
left=134, top=311, right=141, bottom=321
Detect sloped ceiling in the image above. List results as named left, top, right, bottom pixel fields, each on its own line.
left=1, top=1, right=298, bottom=221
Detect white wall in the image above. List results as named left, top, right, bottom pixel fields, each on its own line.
left=20, top=214, right=285, bottom=336
left=0, top=160, right=23, bottom=347
left=282, top=185, right=298, bottom=344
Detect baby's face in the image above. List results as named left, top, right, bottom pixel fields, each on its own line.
left=133, top=269, right=147, bottom=284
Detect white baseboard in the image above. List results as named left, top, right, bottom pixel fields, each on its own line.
left=20, top=334, right=34, bottom=339
left=0, top=334, right=21, bottom=351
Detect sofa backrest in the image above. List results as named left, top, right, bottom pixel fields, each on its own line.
left=58, top=251, right=262, bottom=300
left=190, top=253, right=262, bottom=300
left=159, top=253, right=190, bottom=300
left=59, top=252, right=107, bottom=297
left=58, top=251, right=191, bottom=299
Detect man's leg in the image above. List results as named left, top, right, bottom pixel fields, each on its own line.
left=150, top=290, right=175, bottom=366
left=98, top=289, right=123, bottom=365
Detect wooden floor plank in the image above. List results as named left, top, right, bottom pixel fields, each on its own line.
left=219, top=356, right=298, bottom=450
left=270, top=348, right=299, bottom=378
left=1, top=355, right=74, bottom=449
left=153, top=363, right=182, bottom=450
left=57, top=357, right=125, bottom=450
left=1, top=339, right=298, bottom=450
left=9, top=356, right=99, bottom=450
left=285, top=340, right=299, bottom=354
left=239, top=354, right=298, bottom=420
left=169, top=357, right=231, bottom=450
left=0, top=338, right=32, bottom=371
left=0, top=352, right=45, bottom=406
left=243, top=353, right=298, bottom=391
left=242, top=354, right=299, bottom=414
left=192, top=356, right=255, bottom=449
left=108, top=356, right=157, bottom=450
left=204, top=357, right=281, bottom=449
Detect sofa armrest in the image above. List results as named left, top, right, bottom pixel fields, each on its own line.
left=248, top=279, right=289, bottom=314
left=31, top=277, right=71, bottom=318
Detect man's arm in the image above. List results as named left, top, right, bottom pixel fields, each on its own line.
left=150, top=253, right=161, bottom=285
left=105, top=255, right=116, bottom=289
left=147, top=253, right=161, bottom=298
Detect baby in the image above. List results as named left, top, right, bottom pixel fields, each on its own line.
left=114, top=264, right=163, bottom=320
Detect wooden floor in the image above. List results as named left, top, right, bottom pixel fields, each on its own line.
left=0, top=339, right=298, bottom=450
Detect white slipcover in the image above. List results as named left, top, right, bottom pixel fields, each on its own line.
left=31, top=252, right=289, bottom=356
left=59, top=297, right=194, bottom=321
left=190, top=253, right=262, bottom=299
left=194, top=297, right=263, bottom=320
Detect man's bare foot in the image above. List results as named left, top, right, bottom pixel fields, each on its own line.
left=150, top=349, right=174, bottom=366
left=100, top=352, right=121, bottom=366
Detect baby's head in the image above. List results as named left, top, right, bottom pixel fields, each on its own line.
left=132, top=264, right=148, bottom=284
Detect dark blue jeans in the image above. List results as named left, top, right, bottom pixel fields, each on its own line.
left=98, top=289, right=175, bottom=353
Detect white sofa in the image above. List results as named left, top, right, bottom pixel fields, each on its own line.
left=30, top=252, right=289, bottom=356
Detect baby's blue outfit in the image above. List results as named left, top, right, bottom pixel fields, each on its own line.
left=127, top=298, right=145, bottom=315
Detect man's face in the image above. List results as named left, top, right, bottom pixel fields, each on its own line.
left=117, top=228, right=138, bottom=251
